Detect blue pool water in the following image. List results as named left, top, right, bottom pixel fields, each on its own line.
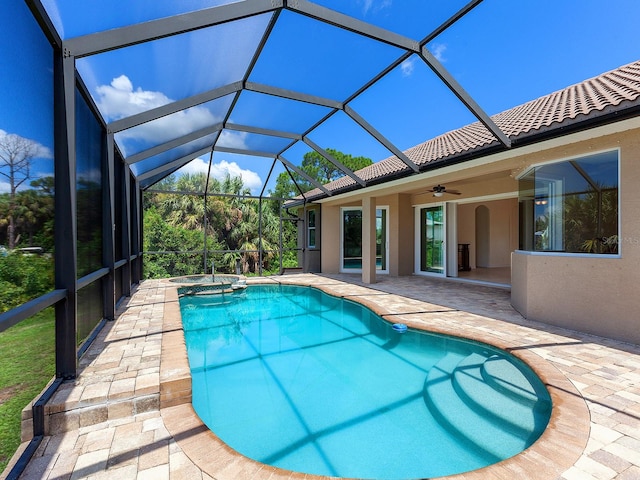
left=180, top=285, right=551, bottom=479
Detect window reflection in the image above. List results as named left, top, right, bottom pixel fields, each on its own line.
left=519, top=151, right=619, bottom=254
left=76, top=90, right=104, bottom=277
left=0, top=0, right=55, bottom=306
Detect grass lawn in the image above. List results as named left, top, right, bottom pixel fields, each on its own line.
left=0, top=309, right=55, bottom=474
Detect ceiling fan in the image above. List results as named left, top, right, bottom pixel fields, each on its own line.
left=423, top=184, right=462, bottom=197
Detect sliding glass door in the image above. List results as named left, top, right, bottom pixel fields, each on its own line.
left=418, top=205, right=445, bottom=274
left=342, top=209, right=362, bottom=270
left=341, top=207, right=388, bottom=273
left=376, top=208, right=387, bottom=272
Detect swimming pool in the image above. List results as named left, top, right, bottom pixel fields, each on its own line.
left=180, top=284, right=552, bottom=479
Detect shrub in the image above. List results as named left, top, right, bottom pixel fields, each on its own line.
left=0, top=253, right=54, bottom=313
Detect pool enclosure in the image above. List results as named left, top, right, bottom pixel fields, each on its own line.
left=1, top=0, right=640, bottom=477
left=0, top=2, right=516, bottom=475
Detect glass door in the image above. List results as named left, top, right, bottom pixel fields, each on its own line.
left=376, top=207, right=388, bottom=273
left=419, top=205, right=445, bottom=274
left=341, top=207, right=389, bottom=272
left=342, top=209, right=362, bottom=271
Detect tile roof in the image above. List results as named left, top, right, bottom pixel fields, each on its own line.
left=297, top=59, right=640, bottom=202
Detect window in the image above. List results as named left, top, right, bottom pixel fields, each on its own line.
left=519, top=150, right=619, bottom=254
left=76, top=89, right=104, bottom=277
left=307, top=209, right=316, bottom=249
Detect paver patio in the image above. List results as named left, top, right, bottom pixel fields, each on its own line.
left=5, top=274, right=640, bottom=480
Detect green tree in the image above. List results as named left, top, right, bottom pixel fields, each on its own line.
left=143, top=205, right=211, bottom=278
left=0, top=132, right=50, bottom=249
left=272, top=148, right=372, bottom=200
left=269, top=149, right=372, bottom=268
left=0, top=253, right=54, bottom=312
left=151, top=172, right=208, bottom=231
left=143, top=172, right=285, bottom=276
left=13, top=177, right=54, bottom=250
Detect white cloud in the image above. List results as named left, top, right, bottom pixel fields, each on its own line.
left=97, top=75, right=220, bottom=148
left=210, top=160, right=262, bottom=192
left=430, top=43, right=447, bottom=62
left=40, top=0, right=65, bottom=38
left=96, top=75, right=171, bottom=120
left=179, top=158, right=262, bottom=193
left=0, top=181, right=10, bottom=194
left=400, top=58, right=416, bottom=77
left=77, top=168, right=102, bottom=184
left=361, top=0, right=392, bottom=15
left=176, top=157, right=209, bottom=176
left=0, top=129, right=53, bottom=160
left=216, top=130, right=248, bottom=150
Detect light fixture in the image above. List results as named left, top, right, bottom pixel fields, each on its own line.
left=433, top=191, right=444, bottom=197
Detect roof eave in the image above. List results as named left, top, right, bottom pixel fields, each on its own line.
left=284, top=101, right=640, bottom=209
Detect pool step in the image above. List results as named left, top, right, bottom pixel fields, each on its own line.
left=424, top=352, right=547, bottom=462
left=482, top=355, right=545, bottom=407
left=452, top=353, right=550, bottom=439
left=21, top=380, right=161, bottom=440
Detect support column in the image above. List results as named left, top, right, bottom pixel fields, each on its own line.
left=131, top=179, right=142, bottom=284
left=103, top=133, right=115, bottom=321
left=122, top=167, right=132, bottom=296
left=54, top=52, right=78, bottom=379
left=362, top=197, right=376, bottom=284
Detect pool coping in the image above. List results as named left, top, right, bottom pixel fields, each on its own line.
left=159, top=276, right=590, bottom=480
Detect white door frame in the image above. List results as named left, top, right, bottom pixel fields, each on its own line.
left=414, top=202, right=447, bottom=277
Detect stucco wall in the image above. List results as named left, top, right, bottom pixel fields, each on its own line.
left=457, top=199, right=518, bottom=269
left=398, top=194, right=415, bottom=275
left=375, top=193, right=415, bottom=276
left=512, top=252, right=638, bottom=344
left=511, top=127, right=640, bottom=344
left=314, top=121, right=640, bottom=343
left=320, top=204, right=341, bottom=273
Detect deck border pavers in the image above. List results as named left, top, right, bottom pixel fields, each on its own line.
left=5, top=274, right=640, bottom=480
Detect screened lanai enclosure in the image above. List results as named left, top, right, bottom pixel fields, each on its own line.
left=1, top=2, right=508, bottom=474
left=2, top=0, right=640, bottom=477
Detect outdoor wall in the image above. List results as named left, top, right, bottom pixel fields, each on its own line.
left=512, top=252, right=639, bottom=343
left=397, top=194, right=415, bottom=275
left=457, top=199, right=518, bottom=269
left=511, top=127, right=640, bottom=345
left=320, top=204, right=341, bottom=273
left=372, top=193, right=414, bottom=276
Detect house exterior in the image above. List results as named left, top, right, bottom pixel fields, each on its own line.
left=293, top=60, right=640, bottom=345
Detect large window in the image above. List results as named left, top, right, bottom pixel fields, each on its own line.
left=519, top=150, right=619, bottom=254
left=76, top=90, right=104, bottom=277
left=0, top=0, right=55, bottom=307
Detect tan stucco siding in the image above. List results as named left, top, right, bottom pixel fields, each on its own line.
left=511, top=127, right=640, bottom=344
left=457, top=199, right=518, bottom=269
left=320, top=204, right=341, bottom=273
left=315, top=120, right=640, bottom=343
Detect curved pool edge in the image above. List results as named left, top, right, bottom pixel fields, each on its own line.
left=159, top=276, right=590, bottom=480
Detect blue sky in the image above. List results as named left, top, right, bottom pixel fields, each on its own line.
left=2, top=0, right=640, bottom=195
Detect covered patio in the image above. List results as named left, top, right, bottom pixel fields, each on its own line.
left=8, top=275, right=640, bottom=480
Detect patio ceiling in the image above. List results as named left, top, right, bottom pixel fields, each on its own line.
left=31, top=0, right=512, bottom=194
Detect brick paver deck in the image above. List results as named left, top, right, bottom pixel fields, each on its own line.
left=5, top=274, right=640, bottom=480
